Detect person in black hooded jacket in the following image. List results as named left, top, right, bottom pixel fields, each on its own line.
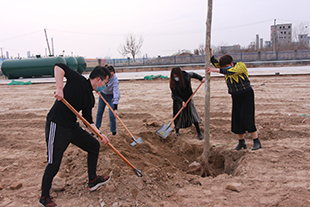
left=170, top=67, right=205, bottom=140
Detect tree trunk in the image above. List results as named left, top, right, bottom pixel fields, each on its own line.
left=201, top=0, right=213, bottom=176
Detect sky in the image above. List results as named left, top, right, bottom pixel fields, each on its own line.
left=0, top=0, right=309, bottom=59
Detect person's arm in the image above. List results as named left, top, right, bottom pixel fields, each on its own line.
left=188, top=72, right=205, bottom=83
left=221, top=62, right=246, bottom=75
left=206, top=67, right=220, bottom=74
left=171, top=88, right=183, bottom=103
left=84, top=107, right=109, bottom=145
left=54, top=65, right=65, bottom=101
left=90, top=123, right=109, bottom=145
left=209, top=48, right=221, bottom=68
left=112, top=79, right=120, bottom=114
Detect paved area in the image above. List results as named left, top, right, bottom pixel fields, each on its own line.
left=0, top=65, right=309, bottom=85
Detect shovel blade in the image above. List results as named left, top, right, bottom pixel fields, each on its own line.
left=130, top=137, right=144, bottom=146
left=156, top=123, right=173, bottom=138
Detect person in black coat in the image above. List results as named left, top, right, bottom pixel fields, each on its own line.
left=170, top=67, right=205, bottom=140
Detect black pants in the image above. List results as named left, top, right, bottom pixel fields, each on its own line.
left=41, top=120, right=100, bottom=196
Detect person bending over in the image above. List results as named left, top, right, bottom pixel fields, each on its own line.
left=170, top=67, right=205, bottom=140
left=96, top=65, right=120, bottom=136
left=39, top=64, right=111, bottom=207
left=206, top=49, right=262, bottom=151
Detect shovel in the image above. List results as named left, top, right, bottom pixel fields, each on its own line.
left=61, top=98, right=142, bottom=177
left=157, top=81, right=203, bottom=138
left=96, top=92, right=144, bottom=146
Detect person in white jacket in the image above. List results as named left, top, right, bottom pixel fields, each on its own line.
left=95, top=65, right=120, bottom=135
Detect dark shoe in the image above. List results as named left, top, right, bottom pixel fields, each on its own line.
left=88, top=176, right=111, bottom=192
left=252, top=138, right=262, bottom=150
left=234, top=139, right=247, bottom=150
left=175, top=129, right=179, bottom=136
left=112, top=132, right=117, bottom=136
left=194, top=122, right=202, bottom=139
left=39, top=196, right=57, bottom=207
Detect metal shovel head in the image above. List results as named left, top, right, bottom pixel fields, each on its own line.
left=156, top=123, right=173, bottom=138
left=130, top=137, right=144, bottom=146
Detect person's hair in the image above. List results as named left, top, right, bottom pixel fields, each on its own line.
left=106, top=65, right=115, bottom=74
left=89, top=66, right=111, bottom=80
left=170, top=67, right=186, bottom=89
left=219, top=54, right=233, bottom=67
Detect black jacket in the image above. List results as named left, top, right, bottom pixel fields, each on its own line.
left=171, top=71, right=203, bottom=103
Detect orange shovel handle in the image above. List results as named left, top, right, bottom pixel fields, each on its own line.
left=60, top=98, right=137, bottom=171
left=171, top=81, right=203, bottom=123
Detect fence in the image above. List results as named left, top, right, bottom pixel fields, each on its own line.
left=95, top=50, right=310, bottom=68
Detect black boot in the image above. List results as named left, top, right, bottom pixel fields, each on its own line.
left=234, top=139, right=247, bottom=150
left=175, top=128, right=179, bottom=136
left=194, top=123, right=203, bottom=140
left=252, top=138, right=262, bottom=150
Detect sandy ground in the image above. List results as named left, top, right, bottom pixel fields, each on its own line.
left=0, top=74, right=310, bottom=207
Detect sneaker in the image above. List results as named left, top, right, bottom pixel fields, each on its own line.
left=88, top=176, right=111, bottom=192
left=39, top=196, right=57, bottom=207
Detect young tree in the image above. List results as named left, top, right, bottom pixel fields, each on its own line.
left=201, top=0, right=213, bottom=177
left=118, top=34, right=144, bottom=62
left=185, top=0, right=214, bottom=178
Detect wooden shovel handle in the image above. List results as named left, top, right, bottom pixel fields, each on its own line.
left=96, top=92, right=135, bottom=138
left=171, top=81, right=204, bottom=123
left=60, top=98, right=136, bottom=170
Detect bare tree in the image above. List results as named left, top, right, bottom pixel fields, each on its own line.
left=119, top=34, right=144, bottom=62
left=197, top=44, right=205, bottom=55
left=173, top=49, right=192, bottom=56
left=293, top=22, right=308, bottom=42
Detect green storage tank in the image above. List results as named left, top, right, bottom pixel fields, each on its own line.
left=1, top=56, right=66, bottom=79
left=64, top=57, right=78, bottom=72
left=76, top=56, right=87, bottom=74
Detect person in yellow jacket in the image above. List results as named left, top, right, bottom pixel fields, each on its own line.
left=206, top=49, right=262, bottom=150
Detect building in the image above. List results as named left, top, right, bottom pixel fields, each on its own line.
left=298, top=34, right=309, bottom=46
left=264, top=41, right=271, bottom=48
left=220, top=45, right=241, bottom=53
left=270, top=23, right=292, bottom=45
left=255, top=34, right=264, bottom=50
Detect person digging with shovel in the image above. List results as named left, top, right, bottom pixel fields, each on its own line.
left=206, top=48, right=262, bottom=151
left=170, top=67, right=205, bottom=140
left=39, top=64, right=112, bottom=207
left=95, top=65, right=120, bottom=136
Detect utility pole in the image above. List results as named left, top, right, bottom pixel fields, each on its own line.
left=273, top=19, right=276, bottom=52
left=44, top=29, right=52, bottom=56
left=51, top=37, right=54, bottom=56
